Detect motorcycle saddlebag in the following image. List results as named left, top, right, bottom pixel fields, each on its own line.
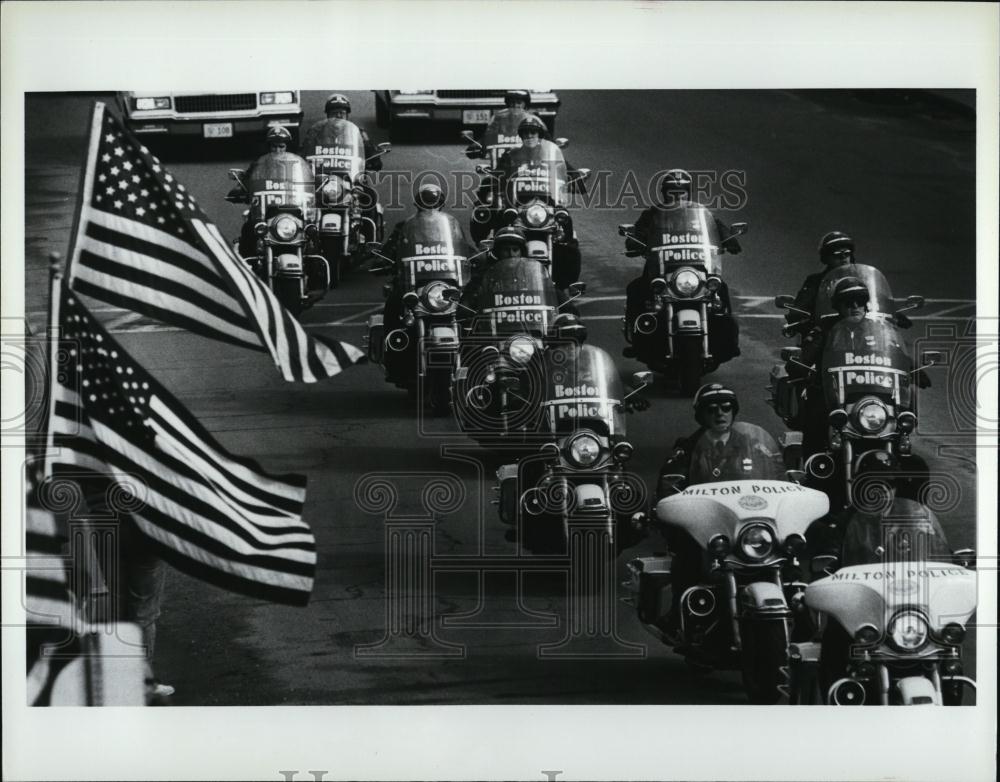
left=769, top=363, right=801, bottom=423
left=366, top=314, right=385, bottom=365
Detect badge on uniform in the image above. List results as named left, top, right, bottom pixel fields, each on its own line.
left=742, top=457, right=753, bottom=472
left=711, top=467, right=722, bottom=478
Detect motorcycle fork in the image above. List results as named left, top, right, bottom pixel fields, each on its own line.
left=265, top=245, right=275, bottom=286
left=725, top=570, right=742, bottom=652
left=700, top=301, right=710, bottom=358
left=665, top=301, right=675, bottom=358
left=878, top=663, right=891, bottom=705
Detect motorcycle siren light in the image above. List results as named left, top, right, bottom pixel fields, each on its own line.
left=828, top=678, right=866, bottom=706
left=414, top=183, right=446, bottom=210
left=266, top=125, right=292, bottom=144
left=692, top=383, right=739, bottom=416
left=705, top=275, right=722, bottom=293
left=324, top=93, right=351, bottom=115
left=828, top=408, right=849, bottom=430
left=613, top=441, right=634, bottom=463
left=940, top=622, right=966, bottom=646
left=804, top=453, right=835, bottom=479
left=818, top=231, right=855, bottom=263
left=505, top=90, right=531, bottom=107
left=386, top=329, right=410, bottom=352
left=783, top=533, right=807, bottom=557
left=402, top=291, right=421, bottom=310
left=831, top=276, right=870, bottom=309
left=853, top=624, right=881, bottom=646
left=554, top=209, right=571, bottom=225
left=897, top=410, right=917, bottom=434
left=707, top=534, right=731, bottom=558
left=660, top=169, right=693, bottom=199
left=254, top=222, right=268, bottom=236
left=472, top=206, right=492, bottom=225
left=683, top=587, right=716, bottom=618
left=304, top=223, right=318, bottom=239
left=650, top=277, right=668, bottom=296
left=635, top=313, right=658, bottom=335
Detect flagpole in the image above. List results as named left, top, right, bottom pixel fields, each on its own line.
left=63, top=101, right=105, bottom=284
left=41, top=253, right=64, bottom=485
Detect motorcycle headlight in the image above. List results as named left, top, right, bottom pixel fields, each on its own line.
left=322, top=178, right=346, bottom=204
left=888, top=610, right=929, bottom=652
left=422, top=281, right=451, bottom=312
left=272, top=216, right=299, bottom=241
left=672, top=268, right=701, bottom=297
left=507, top=336, right=537, bottom=365
left=524, top=203, right=550, bottom=227
left=566, top=433, right=602, bottom=467
left=855, top=399, right=888, bottom=433
left=738, top=523, right=776, bottom=561
left=134, top=96, right=170, bottom=111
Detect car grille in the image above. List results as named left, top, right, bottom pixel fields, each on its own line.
left=174, top=93, right=257, bottom=114
left=436, top=90, right=508, bottom=100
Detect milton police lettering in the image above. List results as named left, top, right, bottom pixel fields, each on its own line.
left=830, top=567, right=967, bottom=581
left=749, top=484, right=804, bottom=494
left=683, top=485, right=743, bottom=496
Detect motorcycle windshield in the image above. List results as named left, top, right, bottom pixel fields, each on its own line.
left=814, top=263, right=896, bottom=323
left=501, top=141, right=570, bottom=206
left=685, top=422, right=784, bottom=485
left=541, top=344, right=627, bottom=437
left=301, top=118, right=365, bottom=182
left=643, top=204, right=724, bottom=276
left=821, top=318, right=912, bottom=408
left=480, top=109, right=530, bottom=166
left=245, top=152, right=316, bottom=214
left=471, top=257, right=560, bottom=337
left=396, top=211, right=470, bottom=289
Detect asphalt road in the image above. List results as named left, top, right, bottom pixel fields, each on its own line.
left=22, top=90, right=978, bottom=704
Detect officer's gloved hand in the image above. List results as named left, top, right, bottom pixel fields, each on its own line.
left=916, top=369, right=932, bottom=389
left=625, top=397, right=651, bottom=413
left=895, top=312, right=913, bottom=329
left=465, top=146, right=481, bottom=159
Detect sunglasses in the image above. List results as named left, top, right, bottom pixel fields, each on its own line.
left=841, top=297, right=868, bottom=308
left=703, top=402, right=735, bottom=414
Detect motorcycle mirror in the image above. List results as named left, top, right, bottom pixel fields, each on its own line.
left=554, top=137, right=569, bottom=149
left=650, top=277, right=668, bottom=296
left=377, top=142, right=392, bottom=153
left=952, top=548, right=976, bottom=569
left=402, top=292, right=420, bottom=309
left=774, top=294, right=796, bottom=310
left=478, top=239, right=494, bottom=253
left=780, top=346, right=802, bottom=362
left=229, top=168, right=247, bottom=182
left=460, top=130, right=476, bottom=142
left=617, top=223, right=635, bottom=237
left=576, top=167, right=591, bottom=180
left=660, top=474, right=686, bottom=494
left=921, top=350, right=942, bottom=366
left=785, top=469, right=807, bottom=484
left=366, top=241, right=383, bottom=253
left=730, top=221, right=749, bottom=236
left=810, top=554, right=839, bottom=577
left=498, top=375, right=520, bottom=392
left=475, top=164, right=496, bottom=176
left=630, top=371, right=653, bottom=389
left=567, top=281, right=587, bottom=298
left=894, top=294, right=925, bottom=315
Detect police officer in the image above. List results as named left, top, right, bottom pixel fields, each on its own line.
left=233, top=126, right=299, bottom=257
left=308, top=93, right=384, bottom=171
left=785, top=231, right=856, bottom=335
left=623, top=169, right=742, bottom=361
left=466, top=90, right=544, bottom=158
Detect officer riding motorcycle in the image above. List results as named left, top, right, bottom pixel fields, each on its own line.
left=365, top=184, right=471, bottom=415
left=301, top=93, right=391, bottom=286
left=620, top=169, right=748, bottom=395
left=226, top=126, right=329, bottom=315
left=494, top=314, right=652, bottom=555
left=623, top=384, right=829, bottom=703
left=783, top=231, right=858, bottom=337
left=454, top=227, right=584, bottom=443
left=786, top=456, right=977, bottom=706
left=463, top=90, right=549, bottom=168
left=471, top=119, right=587, bottom=288
left=771, top=268, right=933, bottom=511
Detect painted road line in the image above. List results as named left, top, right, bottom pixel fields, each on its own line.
left=329, top=305, right=383, bottom=325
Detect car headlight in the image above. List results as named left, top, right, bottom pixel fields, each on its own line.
left=672, top=268, right=701, bottom=297
left=507, top=336, right=537, bottom=365
left=566, top=433, right=602, bottom=467
left=398, top=90, right=434, bottom=95
left=322, top=178, right=346, bottom=204
left=524, top=203, right=550, bottom=227
left=888, top=610, right=929, bottom=652
left=738, top=523, right=776, bottom=561
left=260, top=91, right=294, bottom=105
left=855, top=399, right=888, bottom=433
left=134, top=97, right=170, bottom=111
left=422, top=281, right=451, bottom=312
left=272, top=216, right=299, bottom=241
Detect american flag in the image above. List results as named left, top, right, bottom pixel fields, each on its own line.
left=67, top=102, right=363, bottom=383
left=48, top=285, right=317, bottom=605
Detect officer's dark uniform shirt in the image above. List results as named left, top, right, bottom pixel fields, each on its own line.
left=657, top=427, right=780, bottom=497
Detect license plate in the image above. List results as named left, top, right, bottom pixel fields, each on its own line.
left=462, top=109, right=491, bottom=124
left=203, top=122, right=233, bottom=138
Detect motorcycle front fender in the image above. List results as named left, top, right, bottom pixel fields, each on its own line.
left=674, top=307, right=703, bottom=334
left=897, top=675, right=941, bottom=706
left=740, top=580, right=791, bottom=618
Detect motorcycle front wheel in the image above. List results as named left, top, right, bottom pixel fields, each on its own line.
left=740, top=618, right=789, bottom=704
left=423, top=367, right=452, bottom=417
left=274, top=277, right=304, bottom=317
left=674, top=336, right=703, bottom=397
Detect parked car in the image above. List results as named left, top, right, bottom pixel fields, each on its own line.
left=116, top=91, right=304, bottom=146
left=373, top=90, right=560, bottom=141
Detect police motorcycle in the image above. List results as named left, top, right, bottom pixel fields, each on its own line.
left=623, top=423, right=830, bottom=703
left=619, top=209, right=747, bottom=395
left=787, top=513, right=977, bottom=706
left=365, top=207, right=468, bottom=415
left=453, top=234, right=585, bottom=444
left=472, top=131, right=588, bottom=289
left=493, top=335, right=653, bottom=555
left=302, top=118, right=390, bottom=286
left=769, top=264, right=933, bottom=508
left=227, top=152, right=329, bottom=315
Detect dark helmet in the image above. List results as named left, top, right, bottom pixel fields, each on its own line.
left=505, top=90, right=531, bottom=107
left=818, top=231, right=855, bottom=264
left=492, top=226, right=527, bottom=253
left=692, top=383, right=739, bottom=418
left=324, top=93, right=351, bottom=115
left=517, top=116, right=546, bottom=138
left=551, top=313, right=588, bottom=344
left=660, top=168, right=693, bottom=200
left=831, top=276, right=870, bottom=308
left=414, top=183, right=446, bottom=210
left=266, top=125, right=292, bottom=145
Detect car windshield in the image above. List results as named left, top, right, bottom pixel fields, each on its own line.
left=686, top=422, right=784, bottom=485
